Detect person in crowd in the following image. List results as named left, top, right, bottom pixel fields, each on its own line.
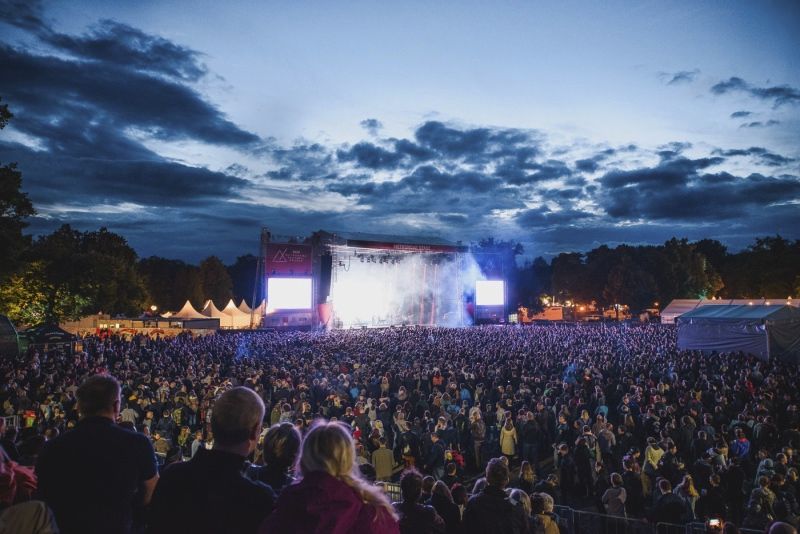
left=470, top=408, right=486, bottom=471
left=248, top=422, right=302, bottom=494
left=514, top=461, right=536, bottom=494
left=148, top=387, right=276, bottom=534
left=425, top=432, right=446, bottom=480
left=463, top=458, right=527, bottom=534
left=500, top=418, right=518, bottom=464
left=650, top=478, right=691, bottom=525
left=373, top=436, right=396, bottom=482
left=696, top=473, right=728, bottom=521
left=508, top=489, right=532, bottom=533
left=674, top=474, right=700, bottom=520
left=393, top=469, right=445, bottom=534
left=602, top=472, right=627, bottom=517
left=260, top=420, right=399, bottom=534
left=35, top=374, right=159, bottom=534
left=530, top=492, right=560, bottom=534
left=430, top=480, right=461, bottom=534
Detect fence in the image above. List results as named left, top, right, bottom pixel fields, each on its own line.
left=1, top=415, right=19, bottom=429
left=379, top=481, right=401, bottom=503
left=551, top=506, right=762, bottom=534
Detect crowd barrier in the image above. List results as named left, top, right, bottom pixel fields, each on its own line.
left=1, top=415, right=19, bottom=429
left=550, top=505, right=763, bottom=534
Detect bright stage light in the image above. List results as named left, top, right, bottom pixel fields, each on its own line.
left=267, top=278, right=312, bottom=310
left=476, top=280, right=505, bottom=306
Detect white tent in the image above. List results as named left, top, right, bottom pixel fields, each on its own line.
left=238, top=299, right=252, bottom=314
left=222, top=299, right=253, bottom=329
left=171, top=300, right=206, bottom=319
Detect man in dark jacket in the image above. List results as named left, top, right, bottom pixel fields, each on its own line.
left=650, top=479, right=691, bottom=525
left=393, top=469, right=445, bottom=534
left=425, top=432, right=446, bottom=480
left=148, top=387, right=276, bottom=534
left=463, top=458, right=528, bottom=534
left=36, top=374, right=159, bottom=534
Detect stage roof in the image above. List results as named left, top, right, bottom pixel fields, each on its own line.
left=324, top=231, right=467, bottom=253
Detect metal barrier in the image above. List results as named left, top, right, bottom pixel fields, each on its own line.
left=1, top=415, right=19, bottom=429
left=379, top=482, right=401, bottom=503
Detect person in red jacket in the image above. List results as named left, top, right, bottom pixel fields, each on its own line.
left=260, top=420, right=399, bottom=534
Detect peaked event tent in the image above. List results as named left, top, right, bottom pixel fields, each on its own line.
left=221, top=299, right=252, bottom=329
left=238, top=300, right=252, bottom=314
left=677, top=305, right=800, bottom=362
left=171, top=300, right=206, bottom=319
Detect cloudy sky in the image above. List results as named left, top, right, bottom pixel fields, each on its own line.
left=1, top=0, right=798, bottom=263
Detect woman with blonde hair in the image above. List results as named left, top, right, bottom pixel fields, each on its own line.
left=260, top=420, right=399, bottom=534
left=675, top=474, right=700, bottom=519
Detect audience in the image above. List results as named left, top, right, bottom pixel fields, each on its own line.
left=0, top=323, right=794, bottom=532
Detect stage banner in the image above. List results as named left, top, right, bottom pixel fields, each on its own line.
left=266, top=243, right=313, bottom=276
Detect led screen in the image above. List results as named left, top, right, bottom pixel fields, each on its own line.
left=475, top=280, right=505, bottom=306
left=267, top=278, right=312, bottom=310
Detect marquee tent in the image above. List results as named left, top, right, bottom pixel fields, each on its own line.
left=677, top=304, right=800, bottom=362
left=238, top=300, right=252, bottom=314
left=171, top=300, right=206, bottom=319
left=222, top=299, right=253, bottom=329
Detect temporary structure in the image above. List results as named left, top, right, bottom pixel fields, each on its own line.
left=677, top=304, right=800, bottom=362
left=171, top=300, right=206, bottom=319
left=238, top=300, right=252, bottom=314
left=661, top=298, right=797, bottom=324
left=222, top=299, right=253, bottom=329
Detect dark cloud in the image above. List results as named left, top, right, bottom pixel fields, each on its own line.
left=740, top=120, right=781, bottom=129
left=730, top=110, right=752, bottom=119
left=516, top=208, right=594, bottom=228
left=575, top=158, right=600, bottom=173
left=0, top=141, right=248, bottom=207
left=360, top=118, right=383, bottom=135
left=598, top=154, right=800, bottom=221
left=43, top=20, right=207, bottom=81
left=0, top=44, right=260, bottom=148
left=0, top=0, right=47, bottom=32
left=267, top=143, right=335, bottom=181
left=712, top=147, right=794, bottom=167
left=711, top=76, right=800, bottom=108
left=337, top=142, right=404, bottom=170
left=661, top=69, right=699, bottom=85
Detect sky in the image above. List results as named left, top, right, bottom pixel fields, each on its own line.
left=1, top=0, right=799, bottom=263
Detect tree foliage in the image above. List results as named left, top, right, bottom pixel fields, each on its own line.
left=0, top=97, right=35, bottom=282
left=198, top=256, right=233, bottom=308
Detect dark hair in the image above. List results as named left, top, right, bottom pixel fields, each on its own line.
left=485, top=457, right=510, bottom=487
left=263, top=422, right=302, bottom=468
left=400, top=469, right=423, bottom=504
left=77, top=375, right=120, bottom=416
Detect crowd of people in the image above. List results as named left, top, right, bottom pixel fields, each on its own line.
left=0, top=323, right=799, bottom=534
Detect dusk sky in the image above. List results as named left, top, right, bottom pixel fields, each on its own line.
left=1, top=0, right=799, bottom=263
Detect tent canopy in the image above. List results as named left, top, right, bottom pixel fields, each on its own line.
left=172, top=300, right=206, bottom=319
left=679, top=304, right=798, bottom=321
left=677, top=304, right=800, bottom=362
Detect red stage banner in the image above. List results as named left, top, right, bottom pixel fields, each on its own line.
left=266, top=244, right=312, bottom=276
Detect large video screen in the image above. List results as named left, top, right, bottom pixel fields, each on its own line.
left=267, top=277, right=312, bottom=310
left=475, top=280, right=505, bottom=306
